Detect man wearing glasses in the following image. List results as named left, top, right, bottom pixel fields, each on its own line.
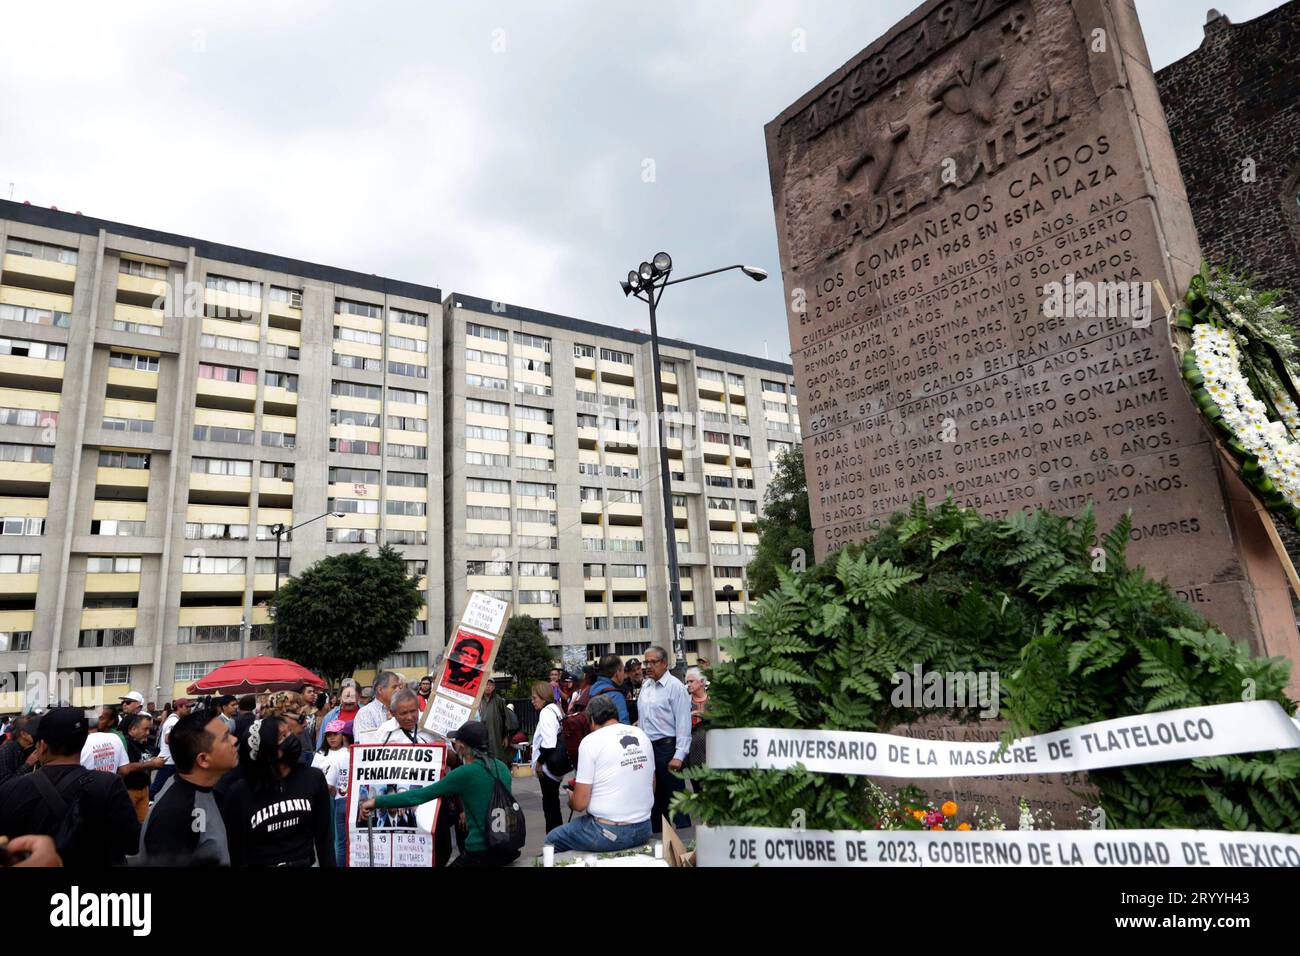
left=635, top=646, right=691, bottom=833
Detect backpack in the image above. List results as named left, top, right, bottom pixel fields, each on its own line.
left=31, top=767, right=92, bottom=862
left=469, top=760, right=525, bottom=861
left=559, top=686, right=625, bottom=767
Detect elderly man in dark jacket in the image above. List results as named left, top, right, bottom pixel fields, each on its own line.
left=478, top=678, right=517, bottom=764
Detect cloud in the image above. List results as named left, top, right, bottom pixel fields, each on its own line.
left=0, top=0, right=1284, bottom=364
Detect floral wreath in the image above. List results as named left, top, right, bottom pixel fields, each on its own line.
left=1176, top=264, right=1300, bottom=527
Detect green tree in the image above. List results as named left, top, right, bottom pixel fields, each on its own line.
left=746, top=444, right=813, bottom=597
left=494, top=614, right=554, bottom=689
left=271, top=545, right=424, bottom=686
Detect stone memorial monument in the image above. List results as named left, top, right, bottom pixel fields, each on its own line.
left=766, top=0, right=1300, bottom=676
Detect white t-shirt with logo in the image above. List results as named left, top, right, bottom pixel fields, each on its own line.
left=575, top=723, right=655, bottom=824
left=158, top=713, right=180, bottom=765
left=321, top=746, right=351, bottom=797
left=80, top=732, right=129, bottom=774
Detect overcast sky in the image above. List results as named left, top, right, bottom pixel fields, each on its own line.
left=0, top=1, right=1284, bottom=362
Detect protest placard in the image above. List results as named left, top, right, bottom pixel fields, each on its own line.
left=420, top=591, right=510, bottom=739
left=345, top=742, right=445, bottom=867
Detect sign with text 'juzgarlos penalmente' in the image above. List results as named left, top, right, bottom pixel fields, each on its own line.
left=345, top=742, right=445, bottom=867
left=421, top=591, right=510, bottom=739
left=765, top=0, right=1300, bottom=665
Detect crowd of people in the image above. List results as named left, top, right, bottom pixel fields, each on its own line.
left=0, top=648, right=710, bottom=868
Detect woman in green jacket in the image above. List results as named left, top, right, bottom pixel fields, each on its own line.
left=359, top=721, right=517, bottom=866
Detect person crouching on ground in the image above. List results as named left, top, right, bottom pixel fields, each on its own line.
left=544, top=694, right=655, bottom=854
left=359, top=720, right=517, bottom=867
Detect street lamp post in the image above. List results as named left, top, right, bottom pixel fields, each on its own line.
left=621, top=254, right=767, bottom=670
left=722, top=583, right=736, bottom=638
left=269, top=510, right=343, bottom=657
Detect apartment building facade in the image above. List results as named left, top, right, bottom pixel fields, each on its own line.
left=444, top=295, right=799, bottom=669
left=0, top=200, right=795, bottom=710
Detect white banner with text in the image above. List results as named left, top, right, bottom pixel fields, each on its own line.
left=696, top=825, right=1300, bottom=867
left=705, top=701, right=1300, bottom=777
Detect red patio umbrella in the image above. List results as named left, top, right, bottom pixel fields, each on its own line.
left=186, top=656, right=326, bottom=695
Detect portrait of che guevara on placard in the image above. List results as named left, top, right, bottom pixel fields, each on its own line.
left=440, top=628, right=493, bottom=697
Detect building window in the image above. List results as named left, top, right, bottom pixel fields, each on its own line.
left=387, top=530, right=428, bottom=545
left=388, top=388, right=428, bottom=406
left=383, top=651, right=430, bottom=670
left=178, top=624, right=241, bottom=644
left=120, top=258, right=168, bottom=280
left=466, top=322, right=507, bottom=343
left=335, top=299, right=382, bottom=319
left=466, top=373, right=507, bottom=390
left=78, top=628, right=135, bottom=648
left=466, top=348, right=508, bottom=367
left=327, top=528, right=378, bottom=543
left=331, top=409, right=381, bottom=429
left=108, top=350, right=158, bottom=371
left=0, top=630, right=32, bottom=652
left=331, top=381, right=382, bottom=401
left=330, top=438, right=380, bottom=456
left=386, top=443, right=427, bottom=460
left=84, top=556, right=137, bottom=573
left=6, top=238, right=77, bottom=264
left=103, top=417, right=154, bottom=433
left=97, top=450, right=149, bottom=470
left=1, top=517, right=45, bottom=536
left=466, top=398, right=508, bottom=416
left=391, top=308, right=427, bottom=328
left=181, top=556, right=244, bottom=574
left=466, top=477, right=509, bottom=494
left=387, top=470, right=426, bottom=488
left=191, top=457, right=252, bottom=477
left=193, top=425, right=253, bottom=444
left=333, top=326, right=382, bottom=347
left=388, top=361, right=427, bottom=379
left=0, top=303, right=71, bottom=328
left=92, top=519, right=145, bottom=537
left=333, top=353, right=381, bottom=372
left=174, top=661, right=230, bottom=682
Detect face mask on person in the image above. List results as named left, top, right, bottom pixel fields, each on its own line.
left=279, top=734, right=303, bottom=767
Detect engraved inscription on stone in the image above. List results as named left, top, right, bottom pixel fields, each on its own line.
left=765, top=0, right=1277, bottom=645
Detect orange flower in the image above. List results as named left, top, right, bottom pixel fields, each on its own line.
left=957, top=823, right=972, bottom=831
left=941, top=801, right=958, bottom=817
left=930, top=825, right=944, bottom=831
left=912, top=810, right=925, bottom=820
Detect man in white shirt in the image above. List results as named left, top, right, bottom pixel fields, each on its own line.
left=544, top=695, right=655, bottom=853
left=149, top=697, right=192, bottom=798
left=81, top=708, right=130, bottom=774
left=357, top=689, right=437, bottom=745
left=352, top=671, right=403, bottom=740
left=635, top=645, right=692, bottom=833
